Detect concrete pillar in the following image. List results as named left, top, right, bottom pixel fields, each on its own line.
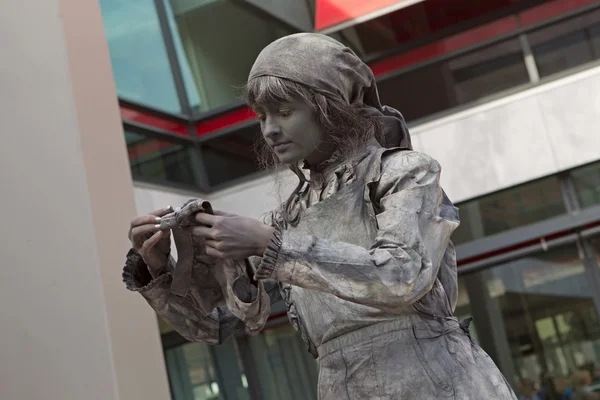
left=0, top=1, right=171, bottom=399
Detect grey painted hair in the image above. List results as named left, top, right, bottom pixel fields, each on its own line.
left=247, top=33, right=412, bottom=150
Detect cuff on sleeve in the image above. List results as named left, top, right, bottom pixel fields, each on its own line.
left=122, top=248, right=169, bottom=292
left=254, top=227, right=283, bottom=280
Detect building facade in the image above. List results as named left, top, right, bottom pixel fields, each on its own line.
left=3, top=0, right=599, bottom=399
left=103, top=0, right=600, bottom=398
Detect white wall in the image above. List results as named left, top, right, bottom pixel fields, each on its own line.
left=134, top=169, right=295, bottom=218
left=412, top=64, right=600, bottom=203
left=134, top=65, right=600, bottom=218
left=0, top=0, right=172, bottom=399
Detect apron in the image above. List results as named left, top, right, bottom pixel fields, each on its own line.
left=280, top=173, right=518, bottom=399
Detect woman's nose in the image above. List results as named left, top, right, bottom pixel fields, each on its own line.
left=262, top=116, right=282, bottom=141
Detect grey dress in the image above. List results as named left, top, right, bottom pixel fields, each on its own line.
left=123, top=141, right=517, bottom=399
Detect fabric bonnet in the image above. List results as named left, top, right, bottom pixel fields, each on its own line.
left=248, top=33, right=412, bottom=150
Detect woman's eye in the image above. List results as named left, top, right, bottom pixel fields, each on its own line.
left=257, top=114, right=266, bottom=122
left=278, top=109, right=292, bottom=117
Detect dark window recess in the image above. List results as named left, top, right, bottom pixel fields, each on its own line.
left=452, top=175, right=566, bottom=244
left=572, top=161, right=600, bottom=209
left=529, top=8, right=600, bottom=78
left=448, top=38, right=529, bottom=104
left=201, top=124, right=263, bottom=187
left=378, top=38, right=528, bottom=123
left=377, top=62, right=458, bottom=122
left=591, top=24, right=600, bottom=58
left=125, top=131, right=197, bottom=186
left=458, top=243, right=600, bottom=380
left=343, top=0, right=550, bottom=59
left=165, top=0, right=294, bottom=113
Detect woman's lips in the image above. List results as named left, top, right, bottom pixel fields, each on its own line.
left=273, top=142, right=292, bottom=151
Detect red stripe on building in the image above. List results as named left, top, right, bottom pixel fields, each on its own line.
left=518, top=0, right=599, bottom=26
left=194, top=107, right=257, bottom=137
left=120, top=0, right=596, bottom=137
left=127, top=139, right=180, bottom=162
left=120, top=106, right=190, bottom=136
left=369, top=16, right=519, bottom=76
left=316, top=0, right=420, bottom=31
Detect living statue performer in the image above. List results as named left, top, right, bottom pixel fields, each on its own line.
left=124, top=33, right=517, bottom=399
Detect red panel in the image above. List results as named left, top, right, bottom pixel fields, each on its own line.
left=518, top=0, right=598, bottom=26
left=120, top=106, right=190, bottom=136
left=120, top=0, right=598, bottom=138
left=316, top=0, right=417, bottom=31
left=369, top=16, right=519, bottom=76
left=128, top=139, right=180, bottom=162
left=194, top=107, right=257, bottom=137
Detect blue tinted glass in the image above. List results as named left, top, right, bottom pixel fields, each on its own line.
left=165, top=0, right=293, bottom=113
left=125, top=131, right=197, bottom=186
left=100, top=0, right=181, bottom=113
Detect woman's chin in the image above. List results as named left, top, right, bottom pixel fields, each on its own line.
left=277, top=153, right=303, bottom=165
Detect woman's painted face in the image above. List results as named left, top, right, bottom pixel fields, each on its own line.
left=255, top=99, right=333, bottom=166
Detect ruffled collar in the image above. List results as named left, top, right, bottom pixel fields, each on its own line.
left=303, top=140, right=378, bottom=179
left=296, top=140, right=379, bottom=194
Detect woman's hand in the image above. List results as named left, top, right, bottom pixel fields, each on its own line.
left=129, top=206, right=173, bottom=277
left=191, top=211, right=275, bottom=260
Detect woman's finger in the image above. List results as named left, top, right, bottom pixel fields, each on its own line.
left=195, top=212, right=218, bottom=226
left=131, top=224, right=161, bottom=247
left=130, top=214, right=163, bottom=230
left=205, top=239, right=221, bottom=250
left=213, top=210, right=235, bottom=217
left=205, top=245, right=223, bottom=259
left=191, top=225, right=213, bottom=238
left=150, top=206, right=173, bottom=217
left=130, top=207, right=172, bottom=229
left=140, top=230, right=163, bottom=253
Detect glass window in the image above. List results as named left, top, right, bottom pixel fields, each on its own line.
left=378, top=38, right=529, bottom=123
left=245, top=324, right=318, bottom=400
left=341, top=0, right=534, bottom=59
left=99, top=0, right=182, bottom=113
left=591, top=23, right=600, bottom=58
left=448, top=38, right=530, bottom=104
left=201, top=124, right=262, bottom=187
left=572, top=162, right=600, bottom=209
left=165, top=341, right=250, bottom=400
left=452, top=176, right=565, bottom=244
left=166, top=0, right=294, bottom=113
left=591, top=235, right=600, bottom=266
left=460, top=244, right=600, bottom=394
left=529, top=8, right=600, bottom=78
left=126, top=131, right=198, bottom=186
left=377, top=62, right=458, bottom=123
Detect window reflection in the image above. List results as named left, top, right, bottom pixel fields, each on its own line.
left=449, top=39, right=529, bottom=104
left=591, top=236, right=600, bottom=266
left=166, top=0, right=294, bottom=113
left=377, top=62, right=458, bottom=122
left=572, top=162, right=600, bottom=209
left=452, top=176, right=565, bottom=244
left=459, top=244, right=600, bottom=390
left=99, top=0, right=182, bottom=113
left=246, top=324, right=318, bottom=400
left=165, top=343, right=224, bottom=400
left=126, top=131, right=197, bottom=186
left=201, top=124, right=262, bottom=187
left=340, top=0, right=543, bottom=59
left=529, top=8, right=600, bottom=78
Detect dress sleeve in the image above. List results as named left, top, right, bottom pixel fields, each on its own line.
left=123, top=249, right=243, bottom=344
left=122, top=211, right=283, bottom=342
left=255, top=151, right=459, bottom=313
left=218, top=210, right=283, bottom=331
